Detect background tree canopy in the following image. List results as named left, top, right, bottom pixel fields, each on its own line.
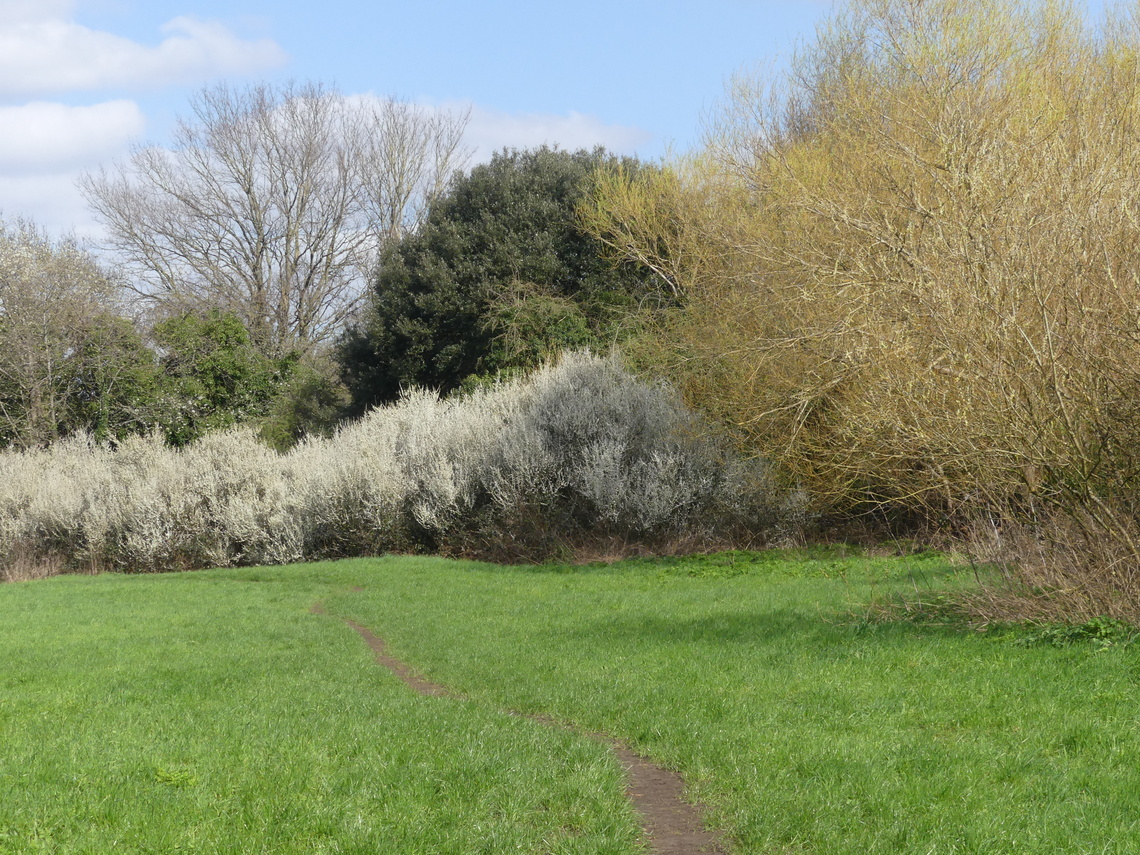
left=337, top=146, right=666, bottom=411
left=82, top=82, right=469, bottom=360
left=151, top=309, right=294, bottom=447
left=0, top=218, right=153, bottom=448
left=0, top=218, right=303, bottom=450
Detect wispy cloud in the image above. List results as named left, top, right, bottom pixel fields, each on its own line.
left=0, top=173, right=103, bottom=235
left=461, top=104, right=653, bottom=162
left=0, top=0, right=74, bottom=23
left=0, top=3, right=289, bottom=236
left=0, top=12, right=288, bottom=98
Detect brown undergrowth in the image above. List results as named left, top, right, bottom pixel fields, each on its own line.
left=0, top=544, right=67, bottom=583
left=955, top=513, right=1140, bottom=626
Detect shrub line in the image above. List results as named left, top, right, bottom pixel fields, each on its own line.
left=0, top=351, right=788, bottom=576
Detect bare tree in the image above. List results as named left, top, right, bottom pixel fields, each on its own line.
left=81, top=81, right=470, bottom=357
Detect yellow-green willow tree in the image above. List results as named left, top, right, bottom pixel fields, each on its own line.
left=588, top=0, right=1140, bottom=576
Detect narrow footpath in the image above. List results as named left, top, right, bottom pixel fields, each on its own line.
left=313, top=603, right=728, bottom=854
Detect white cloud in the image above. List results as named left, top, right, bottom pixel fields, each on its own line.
left=0, top=100, right=144, bottom=172
left=0, top=5, right=287, bottom=236
left=461, top=105, right=653, bottom=162
left=342, top=96, right=653, bottom=164
left=0, top=172, right=104, bottom=238
left=0, top=0, right=74, bottom=23
left=0, top=99, right=145, bottom=239
left=0, top=12, right=288, bottom=98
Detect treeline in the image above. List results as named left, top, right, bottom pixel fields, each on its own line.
left=7, top=0, right=1140, bottom=620
left=2, top=100, right=740, bottom=571
left=2, top=142, right=664, bottom=452
left=0, top=226, right=314, bottom=450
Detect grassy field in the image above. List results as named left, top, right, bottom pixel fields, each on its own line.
left=3, top=550, right=1139, bottom=853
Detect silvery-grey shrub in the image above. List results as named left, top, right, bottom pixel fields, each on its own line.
left=0, top=351, right=791, bottom=574
left=485, top=352, right=731, bottom=536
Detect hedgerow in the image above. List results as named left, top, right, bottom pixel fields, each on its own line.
left=0, top=352, right=795, bottom=577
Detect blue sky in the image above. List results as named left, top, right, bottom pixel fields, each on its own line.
left=67, top=0, right=831, bottom=144
left=0, top=0, right=1112, bottom=239
left=0, top=0, right=831, bottom=238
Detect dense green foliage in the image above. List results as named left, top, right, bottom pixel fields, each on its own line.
left=151, top=309, right=295, bottom=447
left=0, top=219, right=138, bottom=448
left=72, top=314, right=170, bottom=444
left=0, top=311, right=160, bottom=447
left=258, top=356, right=351, bottom=452
left=5, top=553, right=1140, bottom=853
left=0, top=292, right=348, bottom=452
left=338, top=146, right=664, bottom=410
left=0, top=215, right=351, bottom=451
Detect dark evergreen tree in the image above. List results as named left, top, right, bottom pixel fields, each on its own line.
left=338, top=146, right=664, bottom=411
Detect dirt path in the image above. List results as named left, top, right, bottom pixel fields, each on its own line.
left=315, top=604, right=728, bottom=854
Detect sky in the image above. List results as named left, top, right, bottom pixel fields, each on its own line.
left=0, top=0, right=1113, bottom=241
left=0, top=0, right=835, bottom=239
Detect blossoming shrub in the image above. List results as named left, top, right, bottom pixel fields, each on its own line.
left=472, top=353, right=744, bottom=557
left=0, top=352, right=793, bottom=575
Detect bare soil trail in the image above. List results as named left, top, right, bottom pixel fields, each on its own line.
left=312, top=602, right=728, bottom=854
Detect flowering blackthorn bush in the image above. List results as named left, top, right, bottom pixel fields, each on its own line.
left=0, top=352, right=795, bottom=575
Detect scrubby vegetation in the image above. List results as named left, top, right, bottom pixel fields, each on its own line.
left=0, top=352, right=788, bottom=578
left=0, top=220, right=311, bottom=450
left=587, top=0, right=1140, bottom=620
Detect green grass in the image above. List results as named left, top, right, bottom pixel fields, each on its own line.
left=3, top=550, right=1140, bottom=853
left=0, top=568, right=637, bottom=854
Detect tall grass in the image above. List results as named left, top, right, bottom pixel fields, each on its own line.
left=0, top=352, right=792, bottom=576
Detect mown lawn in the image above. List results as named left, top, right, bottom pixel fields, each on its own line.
left=3, top=550, right=1139, bottom=853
